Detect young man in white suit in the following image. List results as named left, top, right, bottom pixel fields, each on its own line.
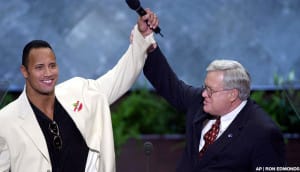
left=0, top=9, right=159, bottom=172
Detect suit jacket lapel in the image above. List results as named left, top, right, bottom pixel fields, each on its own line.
left=192, top=110, right=211, bottom=163
left=18, top=91, right=50, bottom=162
left=193, top=111, right=217, bottom=146
left=55, top=89, right=101, bottom=153
left=197, top=102, right=250, bottom=166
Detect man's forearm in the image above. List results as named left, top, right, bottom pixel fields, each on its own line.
left=95, top=25, right=156, bottom=104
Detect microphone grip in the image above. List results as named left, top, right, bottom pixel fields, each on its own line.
left=136, top=6, right=147, bottom=16
left=136, top=7, right=163, bottom=37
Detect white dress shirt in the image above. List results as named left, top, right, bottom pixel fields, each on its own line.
left=199, top=101, right=247, bottom=151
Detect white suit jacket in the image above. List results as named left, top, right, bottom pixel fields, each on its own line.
left=0, top=25, right=155, bottom=172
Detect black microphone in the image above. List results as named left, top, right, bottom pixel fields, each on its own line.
left=144, top=141, right=153, bottom=156
left=125, top=0, right=163, bottom=37
left=144, top=141, right=153, bottom=172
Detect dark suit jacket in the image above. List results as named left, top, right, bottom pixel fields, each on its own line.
left=144, top=47, right=286, bottom=172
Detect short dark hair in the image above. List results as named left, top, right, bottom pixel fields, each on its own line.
left=22, top=40, right=53, bottom=68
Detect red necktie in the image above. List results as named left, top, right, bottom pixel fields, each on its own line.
left=199, top=117, right=221, bottom=158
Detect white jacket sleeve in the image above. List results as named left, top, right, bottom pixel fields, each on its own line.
left=0, top=137, right=11, bottom=172
left=85, top=24, right=156, bottom=104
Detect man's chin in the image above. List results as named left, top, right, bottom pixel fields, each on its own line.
left=39, top=89, right=55, bottom=96
left=203, top=105, right=210, bottom=113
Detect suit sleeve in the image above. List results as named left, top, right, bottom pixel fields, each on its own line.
left=251, top=125, right=286, bottom=168
left=143, top=47, right=202, bottom=112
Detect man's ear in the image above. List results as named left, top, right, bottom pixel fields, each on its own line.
left=229, top=89, right=239, bottom=102
left=20, top=65, right=28, bottom=79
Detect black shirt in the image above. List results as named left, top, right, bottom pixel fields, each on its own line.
left=30, top=98, right=89, bottom=172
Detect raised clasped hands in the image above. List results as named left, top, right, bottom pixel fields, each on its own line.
left=130, top=8, right=158, bottom=51
left=137, top=8, right=159, bottom=37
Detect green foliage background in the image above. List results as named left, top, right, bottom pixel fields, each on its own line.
left=111, top=89, right=185, bottom=155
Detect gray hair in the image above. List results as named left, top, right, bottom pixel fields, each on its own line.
left=206, top=59, right=251, bottom=100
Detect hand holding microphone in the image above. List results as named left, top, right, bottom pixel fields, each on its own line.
left=126, top=0, right=163, bottom=37
left=137, top=9, right=160, bottom=37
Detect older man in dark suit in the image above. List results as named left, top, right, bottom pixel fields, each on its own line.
left=143, top=46, right=286, bottom=172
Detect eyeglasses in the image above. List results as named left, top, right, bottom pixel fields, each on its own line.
left=202, top=84, right=233, bottom=98
left=48, top=121, right=63, bottom=150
